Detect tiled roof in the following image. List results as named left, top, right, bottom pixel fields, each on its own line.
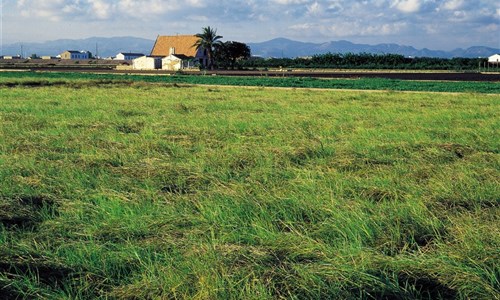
left=150, top=35, right=201, bottom=57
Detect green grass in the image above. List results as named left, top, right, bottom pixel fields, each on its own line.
left=0, top=70, right=499, bottom=93
left=0, top=77, right=499, bottom=299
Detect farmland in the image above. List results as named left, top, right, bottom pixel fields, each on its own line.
left=1, top=71, right=500, bottom=93
left=0, top=74, right=499, bottom=299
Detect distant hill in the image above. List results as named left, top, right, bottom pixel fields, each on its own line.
left=2, top=37, right=155, bottom=58
left=2, top=36, right=498, bottom=59
left=248, top=38, right=500, bottom=59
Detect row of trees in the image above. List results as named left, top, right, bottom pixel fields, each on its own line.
left=240, top=53, right=487, bottom=71
left=194, top=27, right=488, bottom=71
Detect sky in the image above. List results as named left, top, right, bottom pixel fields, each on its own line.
left=1, top=0, right=499, bottom=50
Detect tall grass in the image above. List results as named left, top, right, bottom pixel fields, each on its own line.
left=0, top=79, right=498, bottom=299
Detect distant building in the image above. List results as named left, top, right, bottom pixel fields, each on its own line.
left=60, top=50, right=92, bottom=60
left=151, top=35, right=208, bottom=68
left=115, top=52, right=144, bottom=60
left=488, top=54, right=500, bottom=64
left=3, top=55, right=22, bottom=60
left=41, top=56, right=57, bottom=60
left=132, top=56, right=162, bottom=70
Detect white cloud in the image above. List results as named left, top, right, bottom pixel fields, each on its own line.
left=16, top=0, right=196, bottom=21
left=307, top=2, right=322, bottom=16
left=116, top=0, right=176, bottom=17
left=442, top=0, right=464, bottom=10
left=392, top=0, right=421, bottom=13
left=424, top=24, right=438, bottom=34
left=186, top=15, right=209, bottom=22
left=62, top=3, right=82, bottom=14
left=88, top=0, right=112, bottom=19
left=17, top=0, right=67, bottom=21
left=185, top=0, right=206, bottom=7
left=289, top=23, right=316, bottom=30
left=476, top=23, right=498, bottom=33
left=7, top=0, right=500, bottom=50
left=327, top=1, right=343, bottom=12
left=273, top=0, right=310, bottom=4
left=452, top=10, right=467, bottom=19
left=289, top=20, right=408, bottom=38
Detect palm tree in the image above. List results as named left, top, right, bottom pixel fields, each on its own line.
left=193, top=26, right=223, bottom=70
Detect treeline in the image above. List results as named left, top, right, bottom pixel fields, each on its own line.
left=238, top=53, right=488, bottom=71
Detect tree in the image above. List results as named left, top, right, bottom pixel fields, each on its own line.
left=193, top=26, right=223, bottom=70
left=215, top=41, right=251, bottom=69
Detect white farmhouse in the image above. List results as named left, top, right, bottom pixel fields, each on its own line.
left=132, top=56, right=162, bottom=70
left=115, top=52, right=144, bottom=60
left=488, top=54, right=500, bottom=64
left=162, top=54, right=195, bottom=71
left=151, top=35, right=207, bottom=69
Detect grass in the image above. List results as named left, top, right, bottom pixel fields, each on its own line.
left=0, top=76, right=499, bottom=299
left=0, top=70, right=499, bottom=93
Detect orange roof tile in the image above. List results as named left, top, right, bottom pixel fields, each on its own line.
left=150, top=35, right=201, bottom=57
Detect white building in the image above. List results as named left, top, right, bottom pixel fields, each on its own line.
left=488, top=54, right=500, bottom=64
left=151, top=35, right=208, bottom=68
left=132, top=56, right=162, bottom=70
left=115, top=52, right=144, bottom=60
left=60, top=50, right=91, bottom=60
left=162, top=54, right=196, bottom=71
left=3, top=55, right=22, bottom=60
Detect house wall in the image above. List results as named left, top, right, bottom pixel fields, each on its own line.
left=60, top=52, right=71, bottom=59
left=195, top=49, right=208, bottom=68
left=133, top=56, right=161, bottom=70
left=162, top=55, right=182, bottom=71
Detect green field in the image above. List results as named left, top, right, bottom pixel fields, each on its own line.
left=1, top=75, right=499, bottom=299
left=1, top=71, right=500, bottom=93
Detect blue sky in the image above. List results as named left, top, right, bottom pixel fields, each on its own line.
left=2, top=0, right=499, bottom=50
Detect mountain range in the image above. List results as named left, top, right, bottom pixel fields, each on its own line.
left=2, top=36, right=498, bottom=59
left=248, top=38, right=499, bottom=59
